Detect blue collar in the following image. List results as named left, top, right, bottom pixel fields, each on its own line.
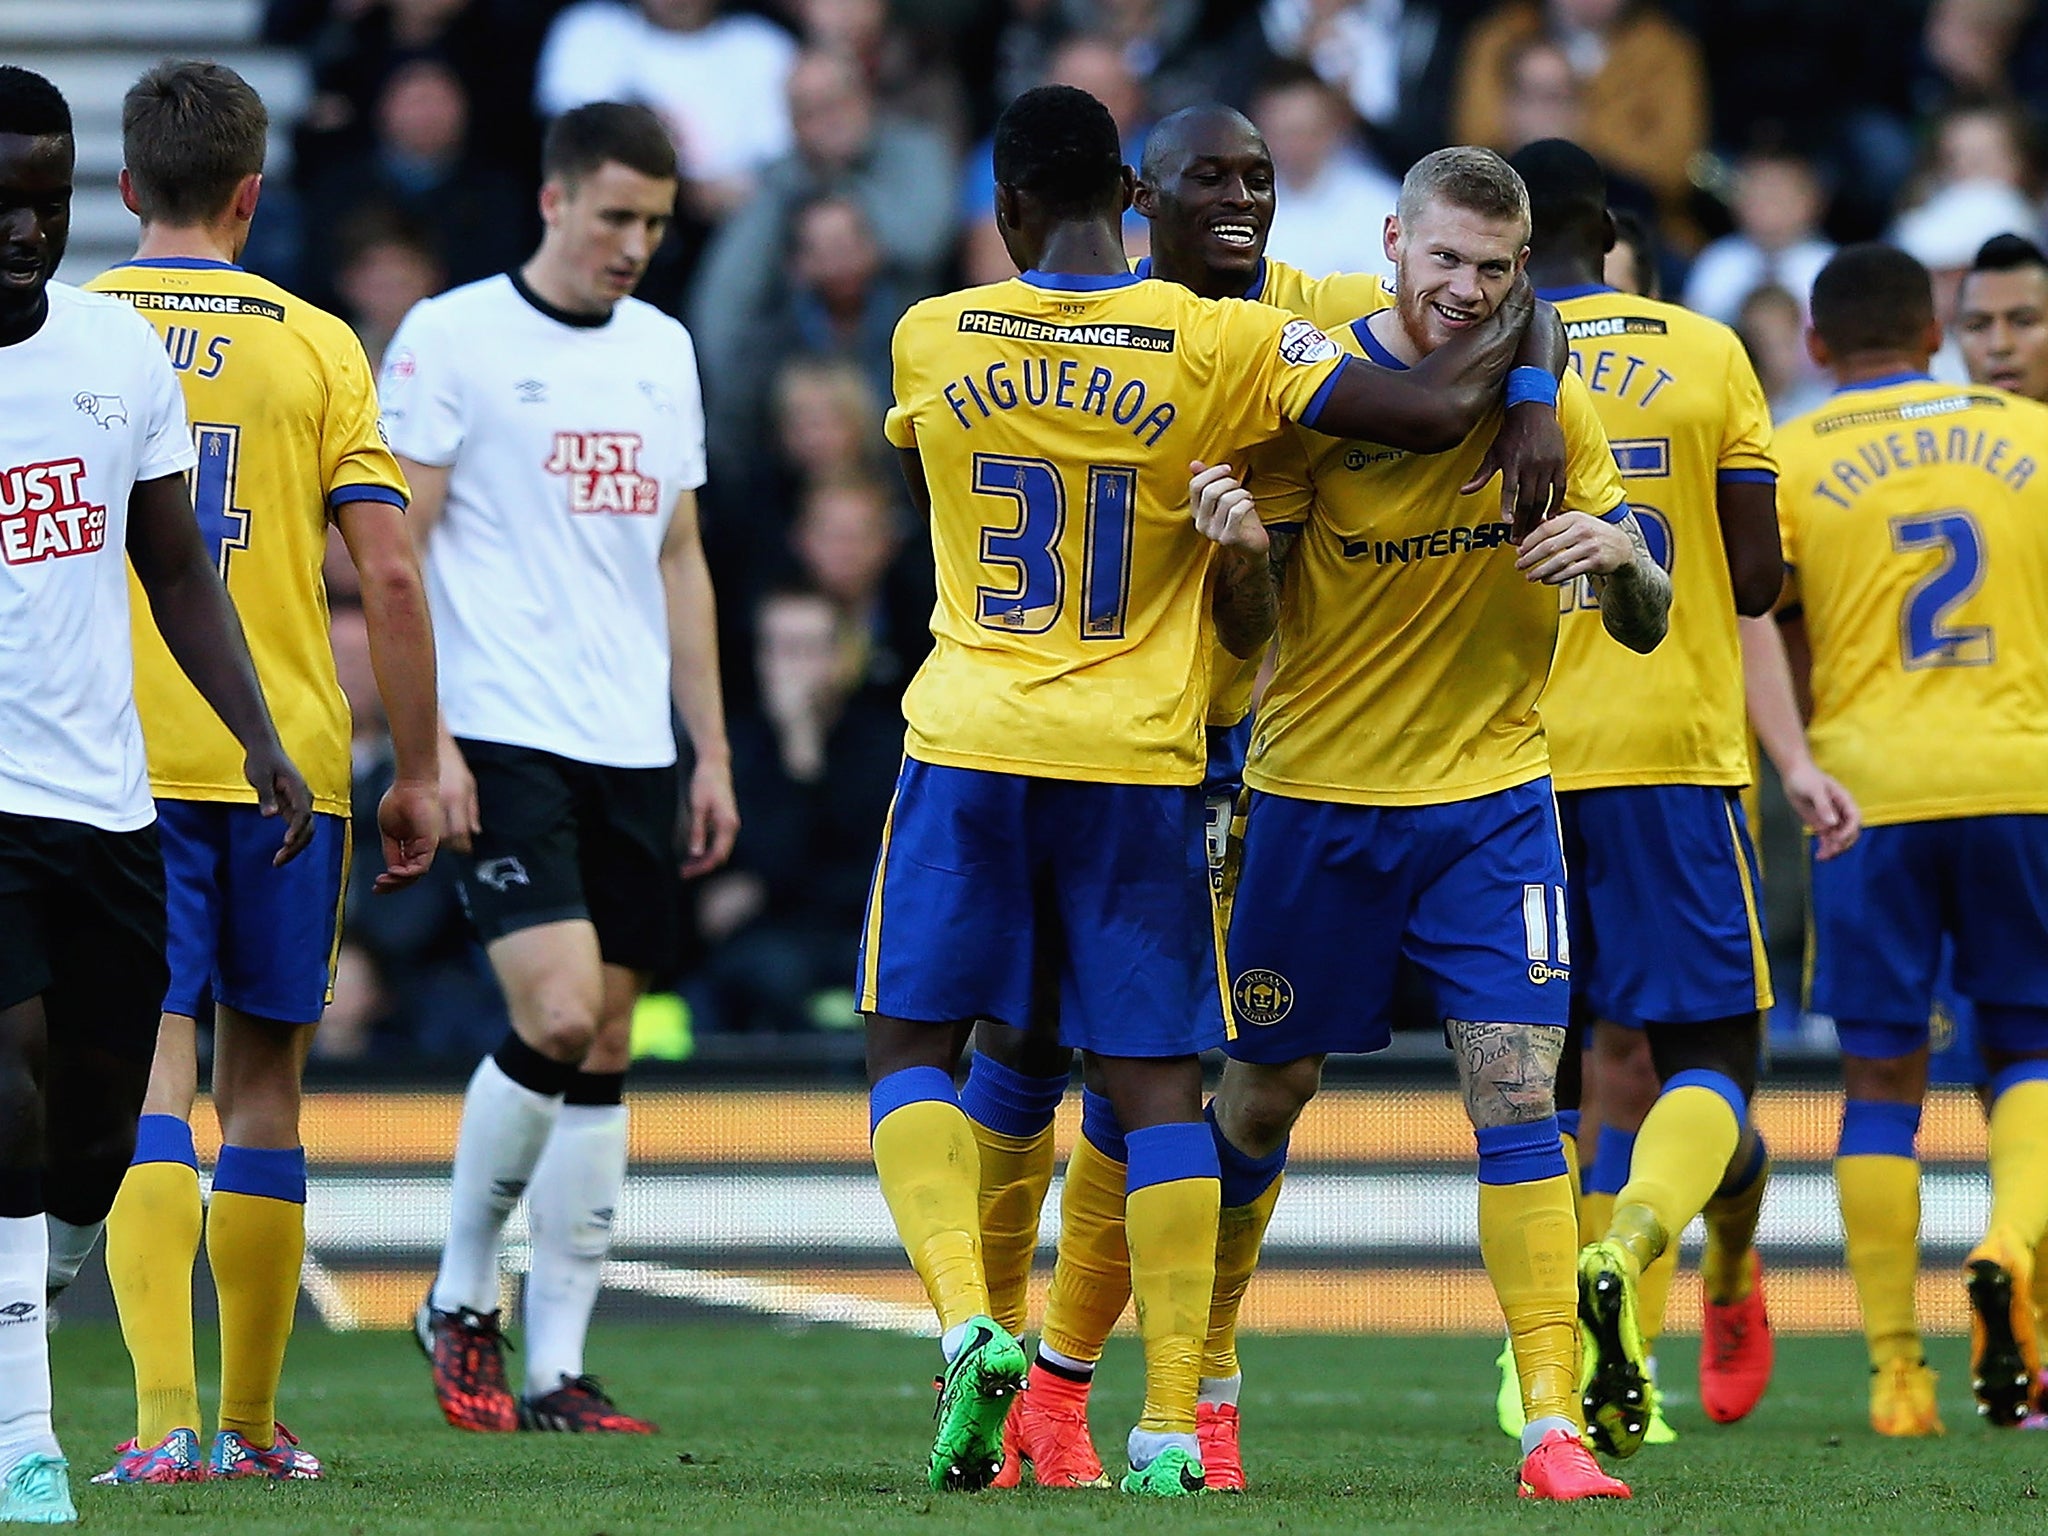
left=1017, top=269, right=1140, bottom=292
left=1832, top=370, right=1933, bottom=395
left=1535, top=282, right=1615, bottom=302
left=111, top=255, right=244, bottom=271
left=1130, top=255, right=1268, bottom=301
left=1351, top=315, right=1409, bottom=370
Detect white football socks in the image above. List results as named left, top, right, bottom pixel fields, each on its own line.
left=523, top=1102, right=628, bottom=1397
left=432, top=1056, right=563, bottom=1317
left=0, top=1216, right=59, bottom=1475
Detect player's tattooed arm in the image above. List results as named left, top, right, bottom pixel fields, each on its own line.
left=1446, top=1019, right=1563, bottom=1129
left=1591, top=513, right=1673, bottom=653
left=1514, top=507, right=1671, bottom=654
left=1193, top=461, right=1297, bottom=657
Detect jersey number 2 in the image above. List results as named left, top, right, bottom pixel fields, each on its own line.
left=972, top=453, right=1135, bottom=639
left=1890, top=511, right=1994, bottom=669
left=191, top=423, right=252, bottom=579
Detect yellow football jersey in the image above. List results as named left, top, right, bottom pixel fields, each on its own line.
left=884, top=269, right=1347, bottom=785
left=1539, top=287, right=1777, bottom=791
left=1172, top=260, right=1397, bottom=728
left=1775, top=373, right=2048, bottom=825
left=1246, top=316, right=1627, bottom=806
left=91, top=258, right=407, bottom=816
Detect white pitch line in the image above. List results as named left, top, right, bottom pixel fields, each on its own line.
left=598, top=1259, right=933, bottom=1336
left=298, top=1251, right=358, bottom=1331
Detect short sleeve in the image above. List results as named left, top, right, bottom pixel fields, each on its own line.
left=1717, top=331, right=1777, bottom=480
left=669, top=323, right=709, bottom=491
left=320, top=325, right=409, bottom=512
left=1776, top=472, right=1800, bottom=569
left=882, top=309, right=921, bottom=451
left=1210, top=298, right=1347, bottom=446
left=131, top=313, right=195, bottom=482
left=378, top=302, right=466, bottom=467
left=1559, top=373, right=1626, bottom=517
left=1242, top=429, right=1315, bottom=528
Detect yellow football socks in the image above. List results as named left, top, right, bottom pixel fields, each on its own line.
left=106, top=1117, right=204, bottom=1446
left=1837, top=1098, right=1925, bottom=1368
left=1038, top=1126, right=1130, bottom=1365
left=1480, top=1171, right=1583, bottom=1431
left=1985, top=1075, right=2048, bottom=1257
left=1702, top=1136, right=1770, bottom=1305
left=1610, top=1074, right=1745, bottom=1275
left=1124, top=1124, right=1221, bottom=1435
left=1202, top=1176, right=1284, bottom=1382
left=970, top=1121, right=1055, bottom=1337
left=207, top=1145, right=309, bottom=1448
left=872, top=1071, right=989, bottom=1334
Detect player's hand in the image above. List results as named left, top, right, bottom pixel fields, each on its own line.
left=1190, top=460, right=1267, bottom=557
left=373, top=778, right=442, bottom=893
left=245, top=746, right=315, bottom=866
left=1782, top=760, right=1862, bottom=861
left=1514, top=511, right=1632, bottom=585
left=438, top=734, right=481, bottom=854
left=680, top=753, right=739, bottom=879
left=1465, top=400, right=1566, bottom=538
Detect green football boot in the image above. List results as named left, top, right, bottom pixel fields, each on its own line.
left=1578, top=1240, right=1651, bottom=1459
left=1642, top=1360, right=1678, bottom=1445
left=1121, top=1445, right=1206, bottom=1497
left=928, top=1316, right=1027, bottom=1491
left=1495, top=1338, right=1526, bottom=1438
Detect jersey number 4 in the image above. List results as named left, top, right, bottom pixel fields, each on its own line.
left=971, top=453, right=1135, bottom=639
left=190, top=423, right=252, bottom=580
left=1891, top=511, right=1994, bottom=669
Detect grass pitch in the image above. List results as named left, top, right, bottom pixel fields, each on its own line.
left=50, top=1323, right=2046, bottom=1534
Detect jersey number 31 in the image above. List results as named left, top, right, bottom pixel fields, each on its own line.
left=971, top=453, right=1136, bottom=639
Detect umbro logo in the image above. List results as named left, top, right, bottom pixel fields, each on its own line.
left=476, top=856, right=530, bottom=892
left=0, top=1300, right=36, bottom=1325
left=515, top=379, right=549, bottom=404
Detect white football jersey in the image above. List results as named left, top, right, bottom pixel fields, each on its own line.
left=0, top=283, right=196, bottom=831
left=379, top=274, right=709, bottom=769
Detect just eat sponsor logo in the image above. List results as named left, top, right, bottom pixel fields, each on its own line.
left=543, top=431, right=658, bottom=515
left=0, top=458, right=108, bottom=564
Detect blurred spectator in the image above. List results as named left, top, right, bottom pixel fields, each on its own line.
left=1454, top=0, right=1708, bottom=226
left=536, top=0, right=798, bottom=221
left=961, top=34, right=1152, bottom=284
left=1067, top=0, right=1239, bottom=117
left=690, top=588, right=901, bottom=1032
left=692, top=50, right=956, bottom=478
left=774, top=358, right=890, bottom=488
left=1253, top=66, right=1399, bottom=279
left=1913, top=0, right=2048, bottom=118
left=1955, top=231, right=2048, bottom=396
left=790, top=477, right=933, bottom=700
left=333, top=213, right=446, bottom=370
left=1681, top=148, right=1835, bottom=324
left=795, top=0, right=967, bottom=138
left=283, top=0, right=549, bottom=187
left=1734, top=284, right=1829, bottom=422
left=1921, top=95, right=2043, bottom=202
left=307, top=58, right=527, bottom=304
left=1260, top=0, right=1485, bottom=170
left=1603, top=205, right=1658, bottom=294
left=1893, top=177, right=2043, bottom=380
left=777, top=197, right=907, bottom=403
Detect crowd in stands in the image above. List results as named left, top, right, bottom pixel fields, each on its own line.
left=251, top=0, right=2048, bottom=1059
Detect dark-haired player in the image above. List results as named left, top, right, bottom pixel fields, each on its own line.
left=1763, top=244, right=2048, bottom=1436
left=76, top=59, right=440, bottom=1487
left=1507, top=138, right=1836, bottom=1454
left=1604, top=209, right=1659, bottom=300
left=1958, top=234, right=2048, bottom=405
left=866, top=85, right=1567, bottom=1497
left=389, top=102, right=737, bottom=1436
left=0, top=64, right=310, bottom=1524
left=966, top=102, right=1567, bottom=1493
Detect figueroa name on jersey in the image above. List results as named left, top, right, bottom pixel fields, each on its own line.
left=543, top=430, right=658, bottom=515
left=0, top=457, right=108, bottom=564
